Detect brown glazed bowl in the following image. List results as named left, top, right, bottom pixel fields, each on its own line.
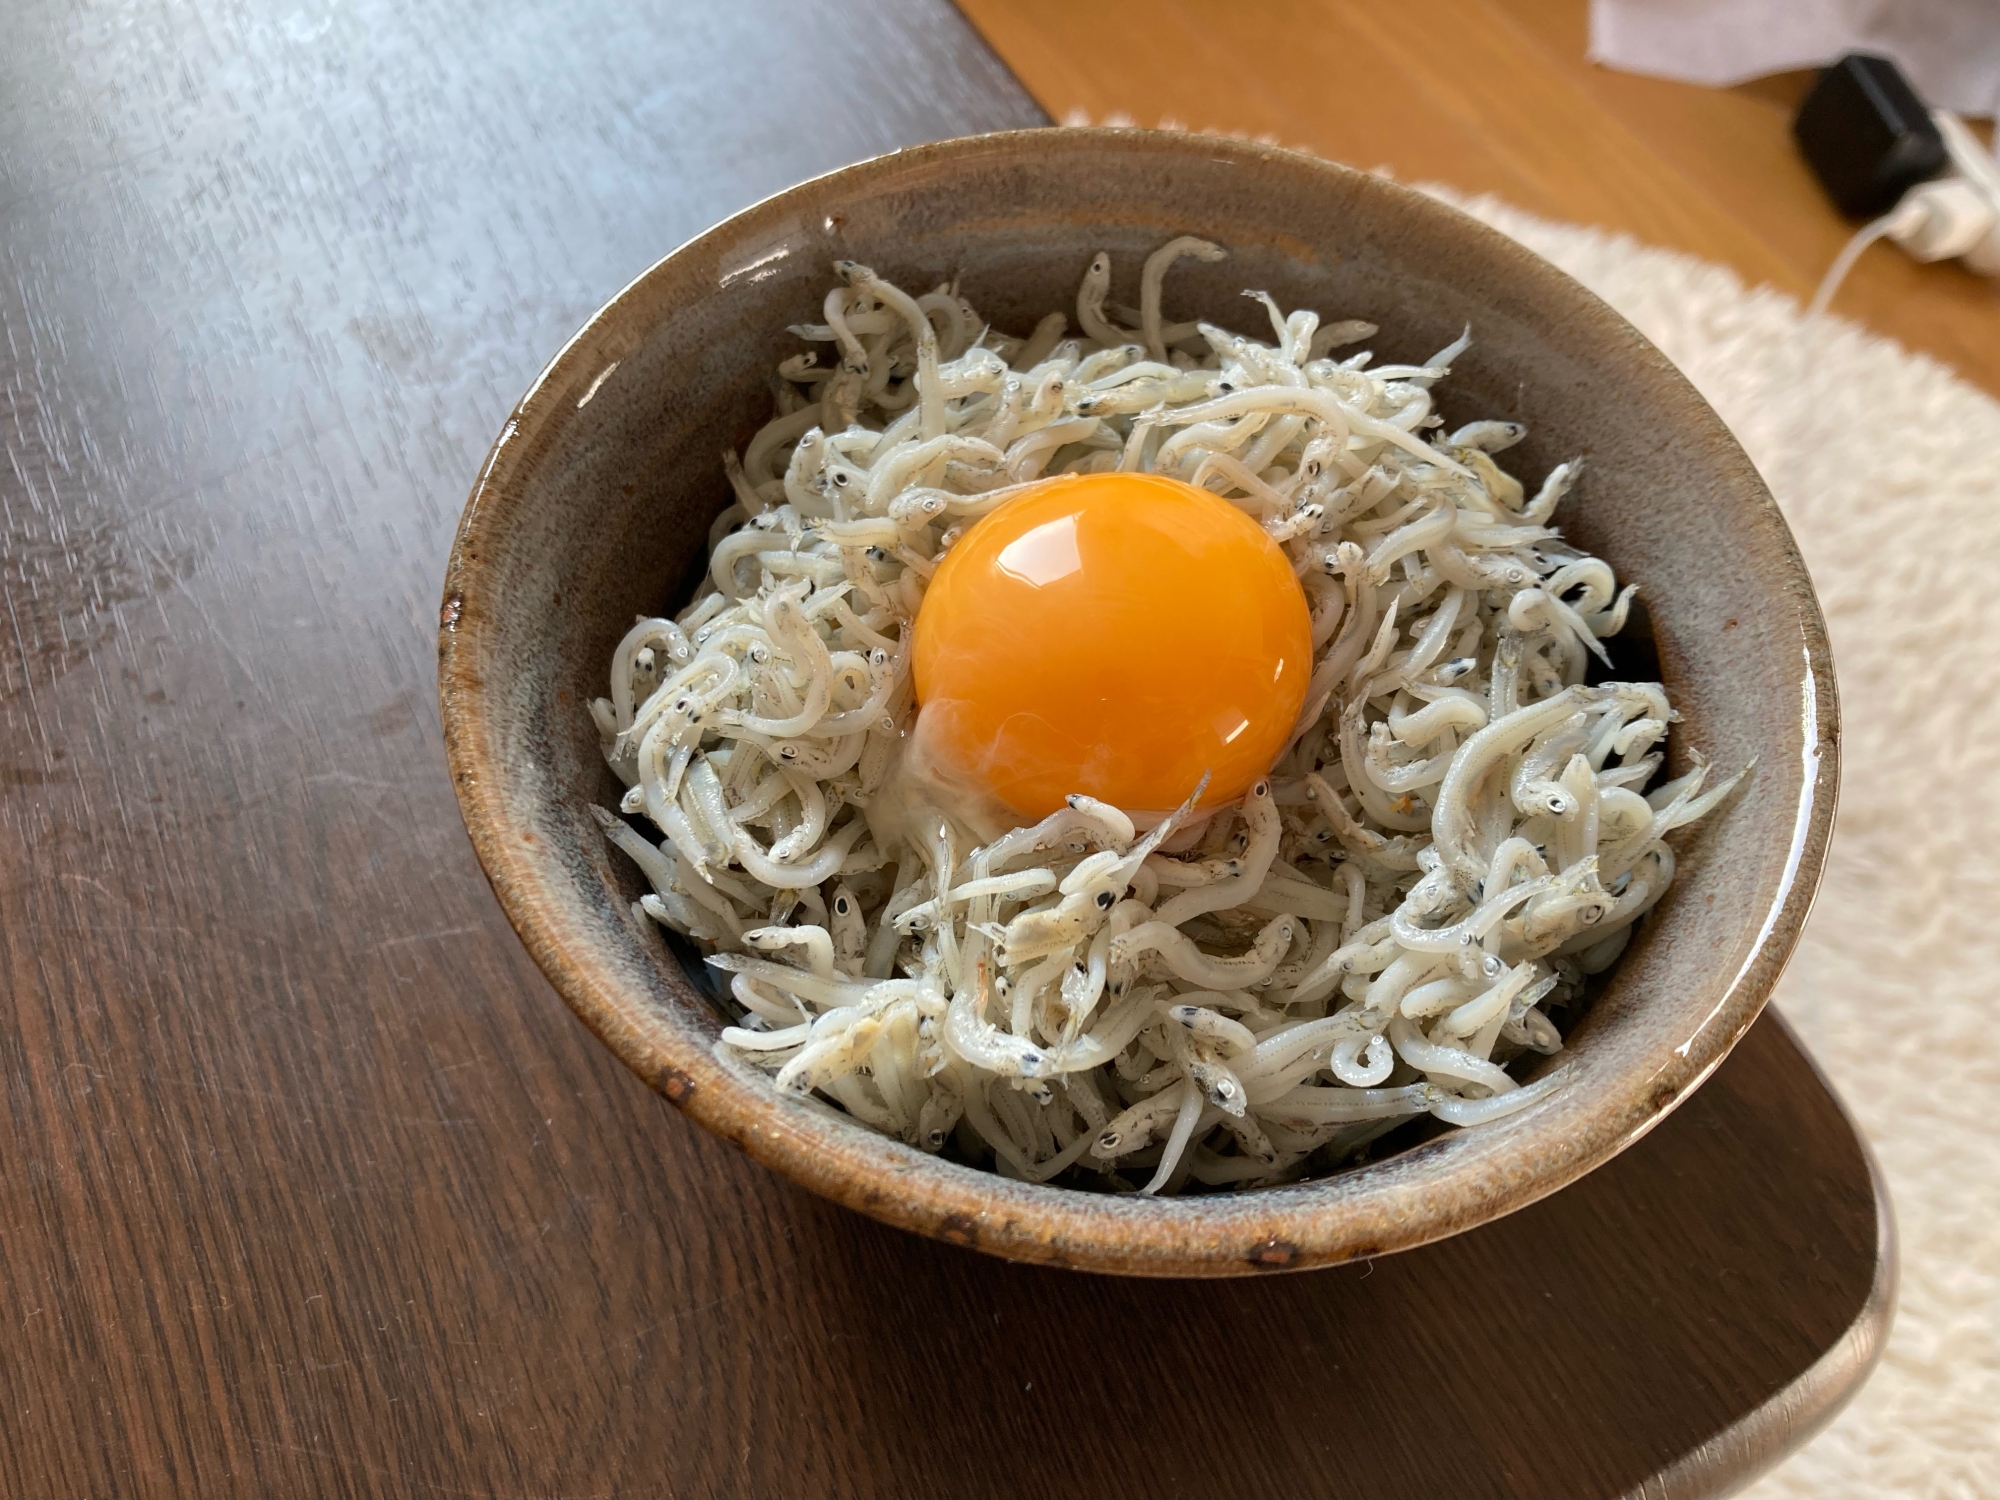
left=438, top=128, right=1836, bottom=1277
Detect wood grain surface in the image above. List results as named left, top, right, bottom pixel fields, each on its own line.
left=0, top=0, right=1881, bottom=1494
left=955, top=0, right=2000, bottom=400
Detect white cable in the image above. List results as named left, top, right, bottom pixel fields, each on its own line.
left=1932, top=110, right=2000, bottom=275
left=1894, top=178, right=1999, bottom=262
left=1808, top=112, right=2000, bottom=320
left=1808, top=208, right=1911, bottom=320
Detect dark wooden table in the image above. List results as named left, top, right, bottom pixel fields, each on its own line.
left=0, top=1, right=1889, bottom=1495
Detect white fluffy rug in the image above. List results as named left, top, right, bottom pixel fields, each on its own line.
left=1434, top=189, right=2000, bottom=1499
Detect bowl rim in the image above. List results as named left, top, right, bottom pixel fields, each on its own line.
left=438, top=126, right=1839, bottom=1277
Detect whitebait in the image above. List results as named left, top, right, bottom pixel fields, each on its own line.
left=591, top=245, right=1745, bottom=1195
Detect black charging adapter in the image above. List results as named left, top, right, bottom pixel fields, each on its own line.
left=1793, top=53, right=1947, bottom=219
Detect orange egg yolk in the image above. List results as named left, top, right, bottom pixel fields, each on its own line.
left=910, top=472, right=1312, bottom=820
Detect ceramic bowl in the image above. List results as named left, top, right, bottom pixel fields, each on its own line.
left=438, top=128, right=1836, bottom=1276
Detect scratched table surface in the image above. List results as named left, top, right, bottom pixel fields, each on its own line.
left=0, top=1, right=1886, bottom=1496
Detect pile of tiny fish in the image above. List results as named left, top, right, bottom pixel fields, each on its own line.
left=590, top=239, right=1746, bottom=1194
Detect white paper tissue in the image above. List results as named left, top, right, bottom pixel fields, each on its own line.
left=1589, top=0, right=2000, bottom=118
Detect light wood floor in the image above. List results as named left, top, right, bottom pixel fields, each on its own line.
left=958, top=0, right=2000, bottom=398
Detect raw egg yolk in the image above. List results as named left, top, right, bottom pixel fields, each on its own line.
left=910, top=471, right=1312, bottom=819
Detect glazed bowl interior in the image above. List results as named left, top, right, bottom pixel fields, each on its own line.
left=439, top=128, right=1834, bottom=1276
